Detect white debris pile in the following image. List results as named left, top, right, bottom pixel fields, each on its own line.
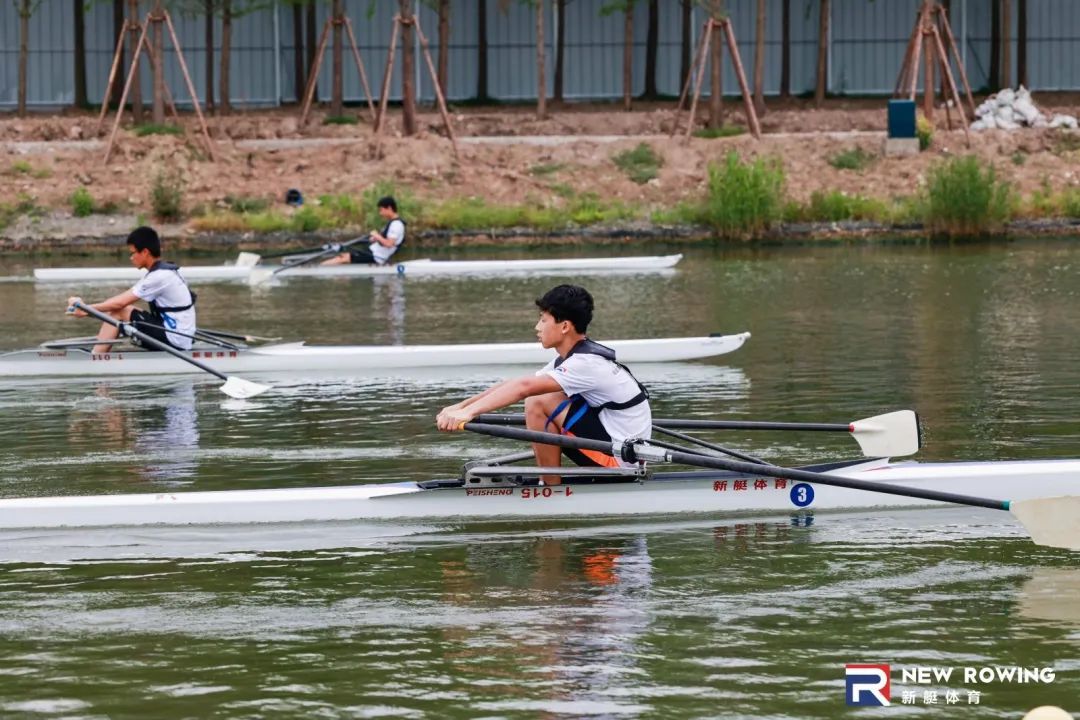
left=971, top=86, right=1078, bottom=131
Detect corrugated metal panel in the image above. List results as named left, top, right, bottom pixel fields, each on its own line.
left=4, top=1, right=1080, bottom=109
left=831, top=0, right=921, bottom=94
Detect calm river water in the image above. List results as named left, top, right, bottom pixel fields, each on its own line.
left=0, top=240, right=1077, bottom=718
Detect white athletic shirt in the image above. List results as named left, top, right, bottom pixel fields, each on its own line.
left=538, top=351, right=652, bottom=462
left=132, top=267, right=196, bottom=350
left=371, top=218, right=406, bottom=264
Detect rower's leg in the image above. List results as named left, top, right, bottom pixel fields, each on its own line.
left=525, top=391, right=569, bottom=485
left=319, top=252, right=351, bottom=266
left=92, top=306, right=134, bottom=354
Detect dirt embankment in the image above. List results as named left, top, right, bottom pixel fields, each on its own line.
left=3, top=95, right=1080, bottom=247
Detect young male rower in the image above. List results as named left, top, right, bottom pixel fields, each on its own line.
left=320, top=196, right=406, bottom=266
left=436, top=284, right=651, bottom=484
left=66, top=226, right=197, bottom=355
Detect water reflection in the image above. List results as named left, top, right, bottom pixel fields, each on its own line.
left=66, top=380, right=200, bottom=484
left=372, top=275, right=407, bottom=345
left=1017, top=568, right=1080, bottom=624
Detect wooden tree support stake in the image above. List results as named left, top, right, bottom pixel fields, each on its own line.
left=100, top=9, right=216, bottom=165
left=299, top=15, right=377, bottom=126
left=372, top=14, right=459, bottom=158
left=670, top=18, right=761, bottom=141
left=894, top=0, right=976, bottom=140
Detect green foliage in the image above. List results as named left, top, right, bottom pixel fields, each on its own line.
left=1011, top=151, right=1027, bottom=166
left=924, top=156, right=1013, bottom=236
left=1051, top=130, right=1080, bottom=156
left=291, top=206, right=323, bottom=232
left=133, top=123, right=183, bottom=137
left=224, top=195, right=269, bottom=213
left=323, top=115, right=358, bottom=125
left=71, top=186, right=95, bottom=217
left=0, top=194, right=44, bottom=230
left=566, top=192, right=635, bottom=225
left=7, top=159, right=51, bottom=178
left=916, top=115, right=933, bottom=152
left=827, top=146, right=876, bottom=171
left=612, top=143, right=663, bottom=184
left=150, top=169, right=184, bottom=220
left=1062, top=188, right=1080, bottom=218
left=528, top=162, right=567, bottom=177
left=696, top=152, right=785, bottom=238
left=784, top=191, right=890, bottom=223
left=691, top=126, right=747, bottom=140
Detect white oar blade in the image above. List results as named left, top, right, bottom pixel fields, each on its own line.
left=236, top=251, right=262, bottom=267
left=220, top=376, right=271, bottom=400
left=1010, top=496, right=1080, bottom=551
left=849, top=410, right=920, bottom=457
left=246, top=267, right=275, bottom=286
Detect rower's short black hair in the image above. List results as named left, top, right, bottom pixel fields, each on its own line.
left=127, top=226, right=161, bottom=257
left=536, top=284, right=593, bottom=333
left=377, top=196, right=397, bottom=212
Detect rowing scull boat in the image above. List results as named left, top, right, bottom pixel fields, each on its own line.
left=32, top=254, right=684, bottom=283
left=1, top=456, right=1077, bottom=530
left=0, top=332, right=749, bottom=378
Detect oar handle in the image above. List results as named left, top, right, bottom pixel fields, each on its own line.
left=73, top=302, right=229, bottom=381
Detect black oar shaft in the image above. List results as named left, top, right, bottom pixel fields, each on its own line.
left=472, top=413, right=851, bottom=432
left=462, top=423, right=1009, bottom=512
left=76, top=303, right=229, bottom=381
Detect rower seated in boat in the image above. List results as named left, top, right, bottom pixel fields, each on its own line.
left=66, top=226, right=197, bottom=355
left=436, top=284, right=652, bottom=485
left=320, top=196, right=406, bottom=266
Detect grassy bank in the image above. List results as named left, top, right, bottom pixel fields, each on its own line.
left=5, top=152, right=1080, bottom=241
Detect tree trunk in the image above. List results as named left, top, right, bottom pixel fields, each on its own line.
left=74, top=0, right=88, bottom=108
left=679, top=0, right=691, bottom=92
left=643, top=0, right=658, bottom=99
left=112, top=0, right=126, bottom=108
left=151, top=1, right=165, bottom=124
left=330, top=0, right=343, bottom=116
left=623, top=4, right=633, bottom=111
left=437, top=0, right=450, bottom=98
left=708, top=20, right=722, bottom=128
left=17, top=1, right=29, bottom=116
left=989, top=0, right=1000, bottom=90
left=779, top=0, right=790, bottom=98
left=753, top=0, right=765, bottom=114
left=536, top=0, right=546, bottom=120
left=221, top=0, right=232, bottom=114
left=477, top=0, right=489, bottom=100
left=553, top=0, right=565, bottom=102
left=1017, top=0, right=1027, bottom=87
left=205, top=0, right=214, bottom=111
left=814, top=0, right=828, bottom=107
left=1001, top=0, right=1012, bottom=89
left=306, top=1, right=318, bottom=101
left=128, top=0, right=143, bottom=123
left=292, top=4, right=304, bottom=102
left=400, top=0, right=417, bottom=134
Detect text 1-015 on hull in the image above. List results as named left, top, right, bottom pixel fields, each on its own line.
left=0, top=333, right=750, bottom=378
left=1, top=456, right=1078, bottom=530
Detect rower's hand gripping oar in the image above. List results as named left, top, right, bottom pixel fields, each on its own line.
left=462, top=422, right=1079, bottom=552
left=472, top=410, right=922, bottom=459
left=70, top=302, right=270, bottom=400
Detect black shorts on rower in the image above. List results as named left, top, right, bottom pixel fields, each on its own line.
left=128, top=308, right=182, bottom=350
left=349, top=247, right=377, bottom=264
left=557, top=396, right=618, bottom=468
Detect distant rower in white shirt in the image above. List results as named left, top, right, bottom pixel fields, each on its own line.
left=436, top=284, right=652, bottom=484
left=321, top=195, right=406, bottom=266
left=66, top=226, right=197, bottom=355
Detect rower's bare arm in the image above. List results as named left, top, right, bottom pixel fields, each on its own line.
left=371, top=232, right=395, bottom=248
left=437, top=375, right=561, bottom=430
left=94, top=289, right=141, bottom=313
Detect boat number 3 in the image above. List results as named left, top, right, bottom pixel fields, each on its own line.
left=396, top=264, right=406, bottom=275
left=790, top=483, right=815, bottom=508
